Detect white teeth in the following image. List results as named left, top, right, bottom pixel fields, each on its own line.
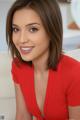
left=22, top=48, right=31, bottom=50
left=21, top=47, right=33, bottom=51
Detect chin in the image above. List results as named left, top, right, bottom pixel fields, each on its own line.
left=21, top=55, right=33, bottom=62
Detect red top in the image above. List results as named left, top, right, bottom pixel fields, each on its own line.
left=11, top=55, right=80, bottom=120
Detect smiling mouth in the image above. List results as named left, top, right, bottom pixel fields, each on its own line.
left=20, top=46, right=34, bottom=54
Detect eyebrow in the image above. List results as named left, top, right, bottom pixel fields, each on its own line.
left=12, top=23, right=40, bottom=27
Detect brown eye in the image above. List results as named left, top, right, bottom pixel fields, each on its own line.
left=29, top=27, right=38, bottom=33
left=12, top=27, right=19, bottom=33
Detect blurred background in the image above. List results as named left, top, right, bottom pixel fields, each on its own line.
left=0, top=0, right=80, bottom=120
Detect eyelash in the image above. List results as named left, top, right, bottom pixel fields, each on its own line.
left=12, top=27, right=39, bottom=33
left=12, top=27, right=19, bottom=33
left=29, top=27, right=39, bottom=33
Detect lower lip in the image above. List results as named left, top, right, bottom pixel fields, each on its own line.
left=20, top=47, right=34, bottom=55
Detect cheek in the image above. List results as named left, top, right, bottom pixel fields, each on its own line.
left=34, top=33, right=49, bottom=45
left=36, top=39, right=49, bottom=52
left=37, top=35, right=50, bottom=47
left=37, top=31, right=50, bottom=46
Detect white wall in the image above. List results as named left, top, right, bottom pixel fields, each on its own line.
left=0, top=1, right=14, bottom=52
left=0, top=52, right=16, bottom=120
left=0, top=1, right=16, bottom=119
left=59, top=3, right=80, bottom=51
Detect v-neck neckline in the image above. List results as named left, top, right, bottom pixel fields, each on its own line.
left=32, top=66, right=51, bottom=118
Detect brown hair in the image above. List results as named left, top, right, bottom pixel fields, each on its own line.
left=6, top=0, right=63, bottom=70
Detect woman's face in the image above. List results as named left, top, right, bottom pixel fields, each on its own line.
left=12, top=8, right=50, bottom=62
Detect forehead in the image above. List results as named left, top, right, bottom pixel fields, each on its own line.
left=12, top=8, right=42, bottom=26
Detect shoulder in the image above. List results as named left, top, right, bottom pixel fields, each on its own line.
left=11, top=58, right=33, bottom=84
left=59, top=55, right=80, bottom=91
left=60, top=54, right=80, bottom=72
left=61, top=54, right=80, bottom=65
left=60, top=54, right=80, bottom=79
left=50, top=54, right=80, bottom=77
left=11, top=57, right=32, bottom=73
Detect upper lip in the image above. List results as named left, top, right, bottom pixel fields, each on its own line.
left=20, top=46, right=34, bottom=48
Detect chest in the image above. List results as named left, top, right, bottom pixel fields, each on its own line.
left=34, top=71, right=49, bottom=115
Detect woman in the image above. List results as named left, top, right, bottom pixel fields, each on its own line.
left=6, top=0, right=80, bottom=119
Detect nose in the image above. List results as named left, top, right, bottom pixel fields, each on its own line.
left=19, top=30, right=29, bottom=44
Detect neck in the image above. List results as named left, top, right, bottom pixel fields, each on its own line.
left=32, top=50, right=49, bottom=74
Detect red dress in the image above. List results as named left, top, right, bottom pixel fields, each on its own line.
left=11, top=55, right=80, bottom=120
